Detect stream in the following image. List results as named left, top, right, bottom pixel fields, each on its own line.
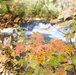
left=0, top=20, right=76, bottom=43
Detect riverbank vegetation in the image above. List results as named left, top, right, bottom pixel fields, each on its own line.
left=1, top=0, right=75, bottom=20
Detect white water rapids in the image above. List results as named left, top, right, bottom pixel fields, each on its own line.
left=0, top=20, right=76, bottom=43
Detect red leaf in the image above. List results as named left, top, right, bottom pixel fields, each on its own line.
left=29, top=32, right=45, bottom=43
left=31, top=43, right=52, bottom=55
left=29, top=32, right=45, bottom=48
left=14, top=42, right=25, bottom=56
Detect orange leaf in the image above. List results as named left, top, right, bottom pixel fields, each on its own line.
left=3, top=13, right=12, bottom=19
left=50, top=38, right=65, bottom=52
left=31, top=43, right=52, bottom=55
left=31, top=43, right=52, bottom=65
left=29, top=32, right=45, bottom=43
left=74, top=72, right=76, bottom=75
left=50, top=18, right=58, bottom=24
left=29, top=32, right=45, bottom=48
left=12, top=4, right=17, bottom=11
left=55, top=68, right=66, bottom=75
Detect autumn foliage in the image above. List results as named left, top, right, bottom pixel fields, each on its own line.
left=0, top=13, right=20, bottom=29
left=14, top=42, right=25, bottom=56
left=50, top=38, right=65, bottom=52
left=0, top=28, right=76, bottom=75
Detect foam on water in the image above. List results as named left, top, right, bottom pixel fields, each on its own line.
left=0, top=28, right=16, bottom=34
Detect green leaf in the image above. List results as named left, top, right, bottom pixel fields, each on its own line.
left=49, top=56, right=60, bottom=68
left=59, top=53, right=68, bottom=63
left=72, top=55, right=76, bottom=64
left=34, top=66, right=42, bottom=75
left=29, top=59, right=39, bottom=68
left=18, top=37, right=26, bottom=42
left=51, top=50, right=56, bottom=55
left=70, top=33, right=75, bottom=38
left=17, top=59, right=27, bottom=66
left=71, top=26, right=76, bottom=33
left=65, top=65, right=73, bottom=70
left=74, top=41, right=76, bottom=49
left=26, top=71, right=33, bottom=75
left=53, top=74, right=59, bottom=75
left=71, top=20, right=76, bottom=26
left=26, top=67, right=34, bottom=75
left=65, top=33, right=71, bottom=42
left=58, top=21, right=71, bottom=29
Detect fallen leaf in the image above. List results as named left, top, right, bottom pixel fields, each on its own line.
left=3, top=36, right=12, bottom=47
left=50, top=18, right=58, bottom=24
left=0, top=54, right=7, bottom=63
left=58, top=9, right=74, bottom=20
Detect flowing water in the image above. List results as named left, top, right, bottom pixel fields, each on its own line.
left=0, top=20, right=76, bottom=43
left=20, top=20, right=75, bottom=43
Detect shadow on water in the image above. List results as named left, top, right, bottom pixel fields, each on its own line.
left=42, top=34, right=52, bottom=42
